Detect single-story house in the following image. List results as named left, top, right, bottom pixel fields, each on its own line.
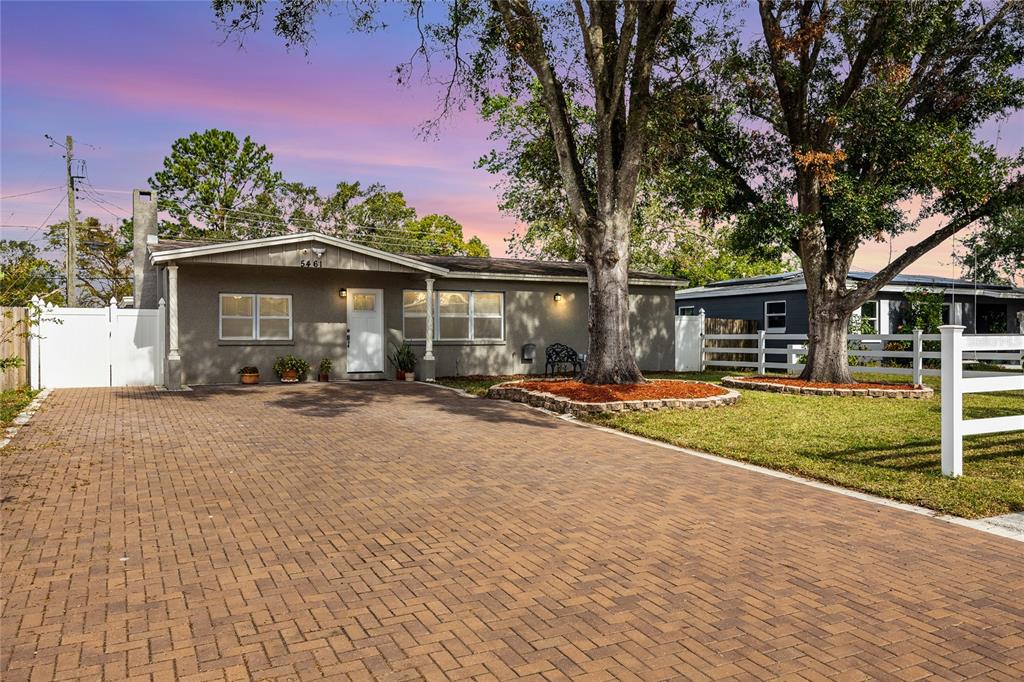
left=130, top=190, right=685, bottom=388
left=675, top=270, right=1024, bottom=335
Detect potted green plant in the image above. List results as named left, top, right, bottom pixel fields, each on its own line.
left=317, top=358, right=332, bottom=382
left=273, top=355, right=310, bottom=383
left=238, top=366, right=260, bottom=385
left=388, top=341, right=417, bottom=381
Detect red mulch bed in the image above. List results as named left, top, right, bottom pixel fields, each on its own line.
left=513, top=380, right=728, bottom=403
left=735, top=376, right=918, bottom=390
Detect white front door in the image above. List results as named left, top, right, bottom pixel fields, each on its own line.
left=347, top=288, right=384, bottom=372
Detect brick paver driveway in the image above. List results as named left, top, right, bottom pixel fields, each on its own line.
left=2, top=383, right=1023, bottom=681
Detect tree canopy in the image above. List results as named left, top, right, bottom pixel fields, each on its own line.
left=955, top=207, right=1024, bottom=285
left=0, top=240, right=63, bottom=307
left=665, top=0, right=1024, bottom=381
left=149, top=128, right=283, bottom=238
left=149, top=130, right=491, bottom=257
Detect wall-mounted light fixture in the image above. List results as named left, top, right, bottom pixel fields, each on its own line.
left=553, top=292, right=563, bottom=302
left=338, top=287, right=348, bottom=298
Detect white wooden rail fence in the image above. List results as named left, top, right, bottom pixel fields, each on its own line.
left=694, top=328, right=1021, bottom=382
left=940, top=326, right=1024, bottom=477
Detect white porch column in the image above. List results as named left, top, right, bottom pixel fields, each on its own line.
left=166, top=265, right=183, bottom=389
left=422, top=277, right=436, bottom=381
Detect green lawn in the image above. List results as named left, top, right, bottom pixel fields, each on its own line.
left=1, top=387, right=39, bottom=428
left=436, top=371, right=1023, bottom=518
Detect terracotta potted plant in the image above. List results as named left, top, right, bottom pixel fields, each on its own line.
left=273, top=355, right=310, bottom=383
left=238, top=366, right=260, bottom=385
left=317, top=358, right=332, bottom=382
left=388, top=341, right=417, bottom=381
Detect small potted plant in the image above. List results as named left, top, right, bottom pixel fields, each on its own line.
left=388, top=340, right=417, bottom=381
left=273, top=355, right=310, bottom=383
left=317, top=358, right=332, bottom=382
left=238, top=366, right=260, bottom=385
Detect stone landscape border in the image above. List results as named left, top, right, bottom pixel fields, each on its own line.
left=487, top=379, right=740, bottom=416
left=722, top=376, right=934, bottom=399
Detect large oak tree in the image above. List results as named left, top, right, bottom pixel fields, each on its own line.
left=671, top=0, right=1024, bottom=382
left=212, top=0, right=680, bottom=384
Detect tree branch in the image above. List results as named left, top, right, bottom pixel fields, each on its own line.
left=492, top=0, right=595, bottom=227
left=847, top=177, right=1024, bottom=309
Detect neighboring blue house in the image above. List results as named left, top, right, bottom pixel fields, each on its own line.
left=675, top=270, right=1024, bottom=335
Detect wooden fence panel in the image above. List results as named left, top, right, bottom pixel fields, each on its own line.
left=704, top=317, right=758, bottom=365
left=1, top=307, right=29, bottom=390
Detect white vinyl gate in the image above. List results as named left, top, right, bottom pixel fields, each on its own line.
left=30, top=298, right=165, bottom=389
left=674, top=312, right=704, bottom=371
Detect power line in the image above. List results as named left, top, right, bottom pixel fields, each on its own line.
left=0, top=195, right=67, bottom=301
left=0, top=186, right=63, bottom=200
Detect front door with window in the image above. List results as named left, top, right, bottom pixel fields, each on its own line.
left=346, top=289, right=384, bottom=372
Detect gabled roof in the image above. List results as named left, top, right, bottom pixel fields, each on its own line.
left=148, top=232, right=686, bottom=286
left=677, top=269, right=1024, bottom=300
left=149, top=232, right=449, bottom=275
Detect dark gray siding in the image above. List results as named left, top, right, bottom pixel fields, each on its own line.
left=676, top=290, right=810, bottom=334
left=680, top=288, right=1022, bottom=336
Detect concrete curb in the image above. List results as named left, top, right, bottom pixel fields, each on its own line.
left=421, top=380, right=1021, bottom=543
left=0, top=388, right=52, bottom=451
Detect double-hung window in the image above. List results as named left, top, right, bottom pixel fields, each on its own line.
left=219, top=293, right=292, bottom=341
left=852, top=300, right=879, bottom=333
left=402, top=290, right=504, bottom=341
left=764, top=300, right=787, bottom=333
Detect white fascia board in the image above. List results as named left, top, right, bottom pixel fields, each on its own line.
left=675, top=282, right=808, bottom=299
left=150, top=231, right=450, bottom=275
left=871, top=283, right=1024, bottom=300
left=677, top=278, right=1024, bottom=300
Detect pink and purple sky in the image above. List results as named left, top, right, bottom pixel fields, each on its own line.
left=2, top=1, right=1020, bottom=276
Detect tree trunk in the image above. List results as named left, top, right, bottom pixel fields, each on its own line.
left=800, top=296, right=854, bottom=384
left=578, top=218, right=644, bottom=385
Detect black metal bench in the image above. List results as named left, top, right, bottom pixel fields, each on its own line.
left=545, top=343, right=583, bottom=376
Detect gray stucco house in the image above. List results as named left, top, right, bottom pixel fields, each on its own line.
left=130, top=190, right=684, bottom=388
left=675, top=270, right=1024, bottom=335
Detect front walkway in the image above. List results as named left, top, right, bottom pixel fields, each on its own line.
left=2, top=382, right=1022, bottom=681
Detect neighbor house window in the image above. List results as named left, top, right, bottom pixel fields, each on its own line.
left=219, top=293, right=292, bottom=341
left=677, top=306, right=695, bottom=316
left=764, top=300, right=786, bottom=332
left=402, top=290, right=504, bottom=341
left=852, top=300, right=879, bottom=333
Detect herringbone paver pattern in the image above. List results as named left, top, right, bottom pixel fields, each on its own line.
left=2, top=383, right=1022, bottom=681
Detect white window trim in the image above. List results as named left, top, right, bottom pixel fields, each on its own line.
left=402, top=290, right=429, bottom=341
left=764, top=300, right=787, bottom=333
left=403, top=289, right=505, bottom=342
left=677, top=305, right=696, bottom=316
left=471, top=291, right=504, bottom=341
left=219, top=293, right=293, bottom=341
left=852, top=300, right=880, bottom=334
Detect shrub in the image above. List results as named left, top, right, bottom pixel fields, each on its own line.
left=238, top=366, right=259, bottom=375
left=388, top=341, right=417, bottom=372
left=273, top=355, right=310, bottom=380
left=319, top=358, right=332, bottom=374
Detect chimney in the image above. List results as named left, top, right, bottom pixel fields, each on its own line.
left=132, top=189, right=159, bottom=308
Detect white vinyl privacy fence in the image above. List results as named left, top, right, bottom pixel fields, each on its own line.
left=30, top=297, right=165, bottom=389
left=940, top=326, right=1024, bottom=477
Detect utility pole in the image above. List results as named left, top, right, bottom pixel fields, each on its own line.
left=65, top=135, right=78, bottom=306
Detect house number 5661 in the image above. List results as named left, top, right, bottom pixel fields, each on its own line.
left=299, top=259, right=321, bottom=268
